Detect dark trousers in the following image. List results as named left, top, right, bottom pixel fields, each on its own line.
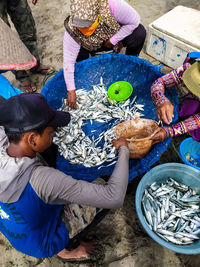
left=0, top=0, right=40, bottom=81
left=77, top=24, right=146, bottom=62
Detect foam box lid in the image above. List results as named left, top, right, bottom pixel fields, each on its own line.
left=151, top=5, right=200, bottom=50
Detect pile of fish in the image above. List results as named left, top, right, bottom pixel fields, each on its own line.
left=142, top=178, right=200, bottom=245
left=53, top=78, right=144, bottom=167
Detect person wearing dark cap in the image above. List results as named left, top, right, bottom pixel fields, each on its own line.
left=0, top=93, right=130, bottom=261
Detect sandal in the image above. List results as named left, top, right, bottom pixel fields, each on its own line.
left=20, top=79, right=37, bottom=93
left=31, top=65, right=54, bottom=75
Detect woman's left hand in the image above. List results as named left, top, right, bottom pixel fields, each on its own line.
left=157, top=101, right=174, bottom=125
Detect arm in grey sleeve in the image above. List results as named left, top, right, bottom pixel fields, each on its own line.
left=30, top=146, right=129, bottom=209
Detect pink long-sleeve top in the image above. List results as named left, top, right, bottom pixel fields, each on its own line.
left=151, top=63, right=200, bottom=137
left=63, top=0, right=140, bottom=91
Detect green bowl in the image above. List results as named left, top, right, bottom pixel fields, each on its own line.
left=107, top=81, right=133, bottom=101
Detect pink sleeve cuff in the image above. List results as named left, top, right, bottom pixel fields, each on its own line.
left=66, top=83, right=76, bottom=91
left=109, top=36, right=118, bottom=46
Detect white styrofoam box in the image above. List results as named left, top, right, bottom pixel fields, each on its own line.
left=146, top=6, right=200, bottom=69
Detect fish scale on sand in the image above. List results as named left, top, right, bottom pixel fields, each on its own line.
left=53, top=78, right=144, bottom=167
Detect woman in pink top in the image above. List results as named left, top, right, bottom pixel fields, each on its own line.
left=63, top=0, right=146, bottom=108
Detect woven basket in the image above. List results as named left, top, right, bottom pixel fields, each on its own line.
left=0, top=18, right=36, bottom=70
left=114, top=118, right=158, bottom=159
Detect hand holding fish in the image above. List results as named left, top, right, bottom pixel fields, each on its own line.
left=157, top=101, right=174, bottom=125
left=151, top=127, right=167, bottom=144
left=67, top=90, right=77, bottom=109
left=112, top=137, right=128, bottom=149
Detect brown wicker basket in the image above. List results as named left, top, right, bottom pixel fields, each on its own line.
left=114, top=118, right=158, bottom=159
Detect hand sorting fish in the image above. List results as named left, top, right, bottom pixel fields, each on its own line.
left=53, top=78, right=144, bottom=168
left=142, top=178, right=200, bottom=245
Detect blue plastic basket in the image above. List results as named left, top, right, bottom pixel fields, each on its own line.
left=135, top=163, right=200, bottom=254
left=179, top=137, right=200, bottom=171
left=41, top=53, right=179, bottom=182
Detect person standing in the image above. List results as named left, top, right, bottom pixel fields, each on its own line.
left=0, top=0, right=53, bottom=92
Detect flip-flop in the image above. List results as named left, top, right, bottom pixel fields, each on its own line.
left=56, top=255, right=93, bottom=263
left=20, top=79, right=37, bottom=93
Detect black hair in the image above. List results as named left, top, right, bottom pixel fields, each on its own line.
left=5, top=125, right=47, bottom=144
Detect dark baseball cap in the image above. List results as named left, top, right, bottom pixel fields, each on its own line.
left=0, top=93, right=70, bottom=133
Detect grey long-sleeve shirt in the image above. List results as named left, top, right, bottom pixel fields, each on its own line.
left=30, top=146, right=129, bottom=209
left=0, top=126, right=129, bottom=208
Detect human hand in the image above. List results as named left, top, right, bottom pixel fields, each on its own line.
left=157, top=101, right=174, bottom=125
left=104, top=39, right=113, bottom=49
left=112, top=137, right=128, bottom=149
left=66, top=90, right=77, bottom=109
left=113, top=42, right=123, bottom=54
left=32, top=0, right=38, bottom=5
left=151, top=127, right=167, bottom=145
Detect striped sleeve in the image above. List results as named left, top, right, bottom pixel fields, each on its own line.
left=63, top=31, right=81, bottom=91
left=151, top=63, right=191, bottom=108
left=163, top=113, right=200, bottom=137
left=109, top=0, right=140, bottom=45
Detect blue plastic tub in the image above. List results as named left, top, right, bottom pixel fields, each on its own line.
left=41, top=53, right=179, bottom=182
left=179, top=137, right=200, bottom=171
left=135, top=163, right=200, bottom=254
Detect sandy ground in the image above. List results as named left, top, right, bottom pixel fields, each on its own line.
left=1, top=0, right=200, bottom=266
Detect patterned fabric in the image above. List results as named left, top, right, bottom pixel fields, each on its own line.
left=153, top=62, right=200, bottom=139
left=63, top=0, right=141, bottom=91
left=151, top=63, right=191, bottom=107
left=61, top=178, right=105, bottom=238
left=64, top=0, right=120, bottom=51
left=164, top=115, right=200, bottom=138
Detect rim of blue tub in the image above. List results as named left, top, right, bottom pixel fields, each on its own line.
left=135, top=162, right=200, bottom=254
left=179, top=137, right=200, bottom=171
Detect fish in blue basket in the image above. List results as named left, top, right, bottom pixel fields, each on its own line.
left=142, top=178, right=200, bottom=245
left=54, top=78, right=144, bottom=167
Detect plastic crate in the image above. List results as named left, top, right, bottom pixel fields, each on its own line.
left=146, top=6, right=200, bottom=68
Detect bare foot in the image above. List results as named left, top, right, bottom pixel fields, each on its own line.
left=57, top=241, right=93, bottom=260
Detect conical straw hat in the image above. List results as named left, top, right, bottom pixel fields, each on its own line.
left=0, top=17, right=37, bottom=71
left=182, top=61, right=200, bottom=97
